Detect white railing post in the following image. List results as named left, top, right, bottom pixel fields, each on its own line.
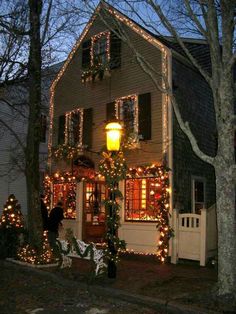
left=171, top=208, right=179, bottom=264
left=200, top=208, right=207, bottom=266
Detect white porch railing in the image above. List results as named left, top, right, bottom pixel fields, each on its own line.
left=171, top=205, right=217, bottom=266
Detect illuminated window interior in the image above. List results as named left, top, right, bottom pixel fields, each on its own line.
left=125, top=177, right=163, bottom=221
left=84, top=182, right=107, bottom=224
left=53, top=182, right=76, bottom=219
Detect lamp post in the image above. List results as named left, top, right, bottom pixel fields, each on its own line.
left=105, top=121, right=122, bottom=279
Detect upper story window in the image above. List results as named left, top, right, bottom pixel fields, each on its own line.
left=116, top=95, right=138, bottom=136
left=57, top=108, right=93, bottom=148
left=92, top=31, right=110, bottom=66
left=106, top=93, right=152, bottom=144
left=65, top=109, right=83, bottom=146
left=81, top=31, right=121, bottom=82
left=192, top=177, right=205, bottom=214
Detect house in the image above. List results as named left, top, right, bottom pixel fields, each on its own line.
left=47, top=2, right=217, bottom=262
left=0, top=63, right=61, bottom=216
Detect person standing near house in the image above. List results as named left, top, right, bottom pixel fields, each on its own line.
left=47, top=201, right=64, bottom=248
left=40, top=195, right=48, bottom=231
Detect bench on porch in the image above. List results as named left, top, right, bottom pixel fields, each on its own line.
left=57, top=239, right=106, bottom=276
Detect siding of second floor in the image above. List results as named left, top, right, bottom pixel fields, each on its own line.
left=52, top=16, right=166, bottom=168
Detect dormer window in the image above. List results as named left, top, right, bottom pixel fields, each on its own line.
left=92, top=31, right=110, bottom=66
left=81, top=30, right=121, bottom=82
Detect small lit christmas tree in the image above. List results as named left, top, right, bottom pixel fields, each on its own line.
left=0, top=194, right=24, bottom=258
left=0, top=194, right=24, bottom=229
left=17, top=231, right=55, bottom=265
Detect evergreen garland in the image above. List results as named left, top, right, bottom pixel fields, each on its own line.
left=99, top=151, right=127, bottom=265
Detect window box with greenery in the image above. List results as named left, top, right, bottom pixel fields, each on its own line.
left=81, top=30, right=121, bottom=83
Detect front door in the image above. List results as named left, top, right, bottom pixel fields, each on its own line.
left=83, top=181, right=107, bottom=243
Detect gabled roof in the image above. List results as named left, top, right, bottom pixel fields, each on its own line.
left=52, top=1, right=211, bottom=89
left=156, top=36, right=211, bottom=73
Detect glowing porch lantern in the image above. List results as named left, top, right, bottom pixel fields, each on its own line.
left=105, top=121, right=122, bottom=151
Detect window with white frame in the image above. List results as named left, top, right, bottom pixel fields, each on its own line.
left=125, top=177, right=162, bottom=221
left=92, top=31, right=110, bottom=66
left=65, top=109, right=84, bottom=146
left=115, top=95, right=138, bottom=136
left=192, top=177, right=205, bottom=214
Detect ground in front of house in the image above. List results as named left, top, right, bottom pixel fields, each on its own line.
left=0, top=259, right=158, bottom=314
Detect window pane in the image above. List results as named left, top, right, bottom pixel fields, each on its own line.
left=125, top=178, right=162, bottom=222
left=67, top=111, right=81, bottom=146
left=53, top=183, right=76, bottom=219
left=71, top=112, right=81, bottom=144
left=122, top=97, right=135, bottom=135
left=84, top=182, right=107, bottom=224
left=93, top=35, right=108, bottom=65
left=195, top=181, right=204, bottom=202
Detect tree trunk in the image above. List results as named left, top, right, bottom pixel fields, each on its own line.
left=215, top=164, right=236, bottom=296
left=215, top=76, right=236, bottom=297
left=26, top=0, right=43, bottom=248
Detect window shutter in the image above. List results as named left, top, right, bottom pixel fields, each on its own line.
left=106, top=101, right=116, bottom=121
left=82, top=39, right=91, bottom=69
left=82, top=108, right=93, bottom=148
left=138, top=93, right=151, bottom=141
left=58, top=115, right=65, bottom=144
left=110, top=32, right=121, bottom=69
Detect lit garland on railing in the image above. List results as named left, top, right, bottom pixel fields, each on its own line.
left=127, top=164, right=173, bottom=263
left=99, top=151, right=127, bottom=265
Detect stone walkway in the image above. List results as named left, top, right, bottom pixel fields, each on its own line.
left=1, top=255, right=235, bottom=313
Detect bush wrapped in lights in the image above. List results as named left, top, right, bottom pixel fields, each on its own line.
left=17, top=231, right=55, bottom=265
left=0, top=194, right=24, bottom=258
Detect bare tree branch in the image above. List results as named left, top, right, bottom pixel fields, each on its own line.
left=147, top=0, right=212, bottom=86
left=170, top=96, right=215, bottom=165
left=183, top=0, right=208, bottom=38
left=41, top=0, right=53, bottom=45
